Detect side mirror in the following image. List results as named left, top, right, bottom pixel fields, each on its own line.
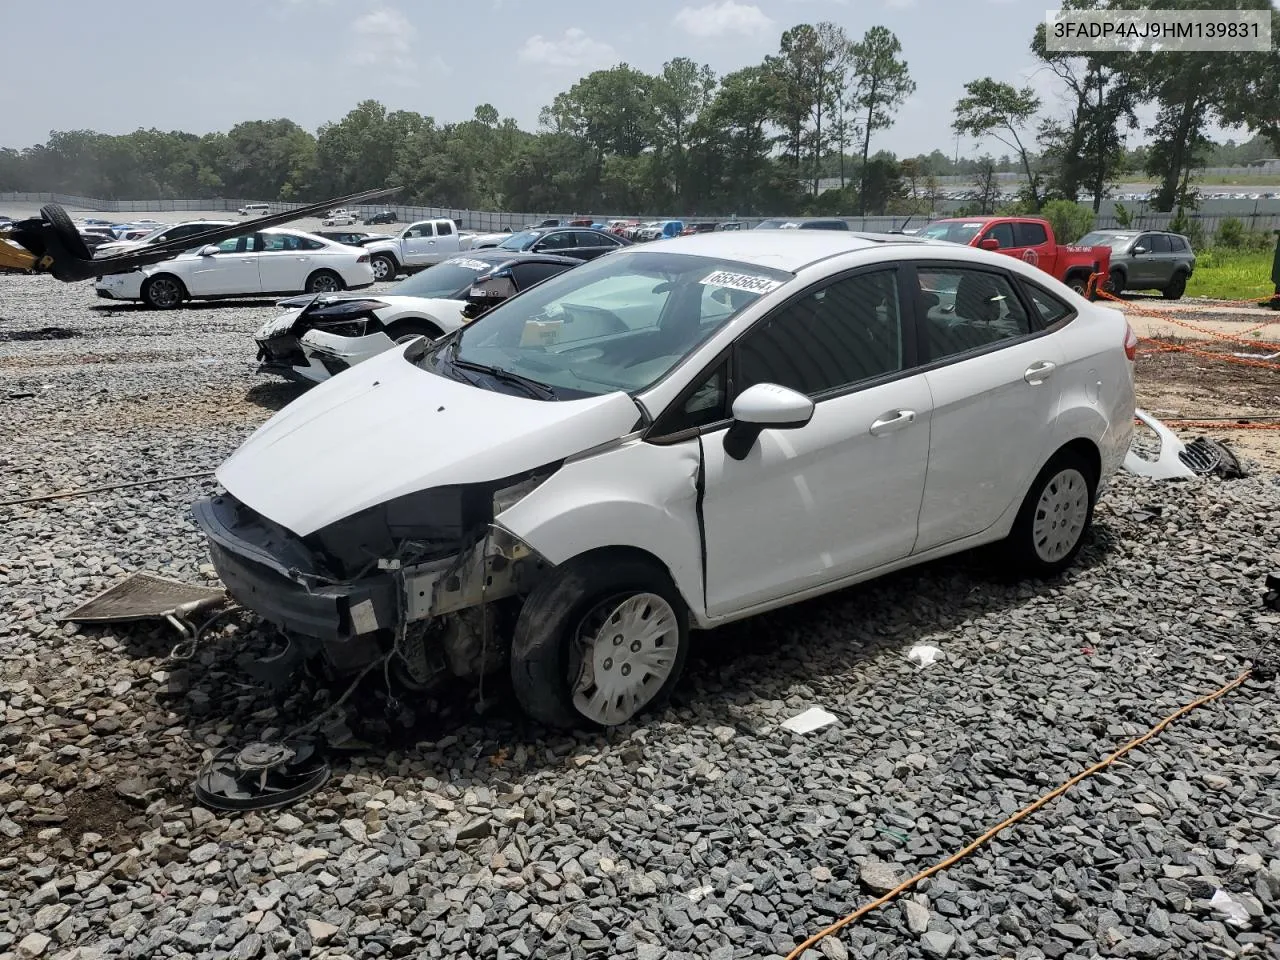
left=723, top=383, right=815, bottom=461
left=198, top=245, right=220, bottom=257
left=980, top=238, right=1000, bottom=251
left=1132, top=245, right=1146, bottom=254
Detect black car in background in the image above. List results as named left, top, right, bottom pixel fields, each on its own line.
left=363, top=210, right=398, bottom=225
left=314, top=229, right=392, bottom=247
left=494, top=227, right=631, bottom=262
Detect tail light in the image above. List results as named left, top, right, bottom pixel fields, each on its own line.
left=357, top=254, right=370, bottom=263
left=1123, top=321, right=1138, bottom=361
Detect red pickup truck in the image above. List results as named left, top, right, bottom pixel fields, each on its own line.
left=918, top=217, right=1111, bottom=297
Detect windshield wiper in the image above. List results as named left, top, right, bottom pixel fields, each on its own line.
left=451, top=357, right=558, bottom=400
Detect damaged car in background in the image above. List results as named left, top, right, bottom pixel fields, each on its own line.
left=194, top=232, right=1136, bottom=728
left=256, top=251, right=582, bottom=384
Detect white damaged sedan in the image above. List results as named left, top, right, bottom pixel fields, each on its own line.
left=94, top=228, right=375, bottom=308
left=255, top=251, right=582, bottom=383
left=195, top=232, right=1136, bottom=728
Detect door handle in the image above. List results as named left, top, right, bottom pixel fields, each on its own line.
left=240, top=258, right=255, bottom=263
left=869, top=409, right=916, bottom=436
left=1024, top=361, right=1056, bottom=385
left=427, top=240, right=436, bottom=244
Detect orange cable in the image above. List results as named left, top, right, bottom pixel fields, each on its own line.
left=784, top=668, right=1254, bottom=960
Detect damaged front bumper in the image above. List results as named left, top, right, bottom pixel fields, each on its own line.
left=191, top=492, right=546, bottom=674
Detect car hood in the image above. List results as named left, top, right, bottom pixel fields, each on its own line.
left=216, top=346, right=641, bottom=536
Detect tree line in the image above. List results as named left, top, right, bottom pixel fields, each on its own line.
left=1, top=0, right=1276, bottom=217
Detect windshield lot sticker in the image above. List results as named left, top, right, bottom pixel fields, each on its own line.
left=445, top=258, right=492, bottom=272
left=701, top=270, right=783, bottom=295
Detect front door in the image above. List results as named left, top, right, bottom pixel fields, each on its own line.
left=699, top=267, right=933, bottom=618
left=186, top=235, right=261, bottom=296
left=911, top=262, right=1063, bottom=552
left=1129, top=233, right=1159, bottom=286
left=402, top=223, right=437, bottom=266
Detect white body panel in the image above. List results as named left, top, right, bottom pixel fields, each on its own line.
left=364, top=220, right=465, bottom=273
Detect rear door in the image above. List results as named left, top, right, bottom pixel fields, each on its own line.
left=911, top=261, right=1063, bottom=553
left=257, top=233, right=325, bottom=293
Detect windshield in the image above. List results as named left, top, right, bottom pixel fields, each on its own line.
left=498, top=231, right=539, bottom=250
left=425, top=251, right=792, bottom=400
left=392, top=257, right=497, bottom=299
left=1078, top=232, right=1136, bottom=250
left=754, top=219, right=791, bottom=229
left=919, top=221, right=985, bottom=244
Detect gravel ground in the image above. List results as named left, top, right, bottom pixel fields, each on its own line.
left=2, top=273, right=1279, bottom=960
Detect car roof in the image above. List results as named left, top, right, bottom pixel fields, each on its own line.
left=632, top=230, right=929, bottom=272
left=447, top=249, right=579, bottom=266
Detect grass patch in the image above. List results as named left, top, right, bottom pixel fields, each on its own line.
left=1187, top=248, right=1277, bottom=300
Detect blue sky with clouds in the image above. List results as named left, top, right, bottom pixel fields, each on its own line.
left=0, top=0, right=1259, bottom=158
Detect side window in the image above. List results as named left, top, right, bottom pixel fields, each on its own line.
left=917, top=267, right=1032, bottom=362
left=1149, top=234, right=1172, bottom=254
left=437, top=221, right=453, bottom=236
left=575, top=231, right=607, bottom=247
left=259, top=234, right=296, bottom=252
left=1135, top=233, right=1155, bottom=252
left=735, top=270, right=903, bottom=398
left=1013, top=221, right=1048, bottom=246
left=654, top=362, right=728, bottom=435
left=296, top=236, right=325, bottom=251
left=985, top=223, right=1015, bottom=248
left=214, top=236, right=253, bottom=254
left=537, top=232, right=576, bottom=251
left=1021, top=281, right=1074, bottom=327
left=407, top=223, right=433, bottom=238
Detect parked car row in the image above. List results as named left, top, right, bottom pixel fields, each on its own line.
left=195, top=229, right=1137, bottom=728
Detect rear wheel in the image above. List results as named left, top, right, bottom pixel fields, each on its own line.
left=1001, top=449, right=1097, bottom=578
left=1163, top=271, right=1187, bottom=301
left=142, top=274, right=186, bottom=310
left=510, top=553, right=689, bottom=728
left=1065, top=274, right=1089, bottom=297
left=370, top=254, right=397, bottom=282
left=305, top=270, right=343, bottom=294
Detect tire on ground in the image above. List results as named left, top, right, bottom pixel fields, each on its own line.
left=305, top=270, right=344, bottom=294
left=142, top=274, right=187, bottom=310
left=1001, top=447, right=1097, bottom=578
left=510, top=552, right=690, bottom=729
left=1163, top=271, right=1187, bottom=301
left=370, top=254, right=398, bottom=282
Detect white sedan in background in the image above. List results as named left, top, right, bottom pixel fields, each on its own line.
left=95, top=228, right=376, bottom=308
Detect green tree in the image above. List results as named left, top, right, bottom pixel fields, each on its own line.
left=953, top=78, right=1043, bottom=211
left=848, top=26, right=915, bottom=216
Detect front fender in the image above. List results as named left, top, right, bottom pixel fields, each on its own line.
left=495, top=437, right=706, bottom=620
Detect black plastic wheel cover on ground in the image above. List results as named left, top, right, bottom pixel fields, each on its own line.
left=193, top=740, right=330, bottom=811
left=40, top=204, right=91, bottom=262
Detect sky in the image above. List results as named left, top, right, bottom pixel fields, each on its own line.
left=0, top=0, right=1262, bottom=160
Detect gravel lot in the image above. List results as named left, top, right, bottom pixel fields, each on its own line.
left=1, top=271, right=1279, bottom=960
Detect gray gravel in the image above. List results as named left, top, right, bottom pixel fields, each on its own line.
left=2, top=271, right=1280, bottom=960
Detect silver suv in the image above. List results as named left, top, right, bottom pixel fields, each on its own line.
left=1078, top=229, right=1196, bottom=300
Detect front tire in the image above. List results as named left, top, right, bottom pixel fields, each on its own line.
left=1002, top=450, right=1096, bottom=578
left=370, top=254, right=398, bottom=282
left=1106, top=268, right=1125, bottom=296
left=510, top=553, right=689, bottom=728
left=305, top=270, right=344, bottom=294
left=1162, top=271, right=1187, bottom=301
left=142, top=274, right=186, bottom=310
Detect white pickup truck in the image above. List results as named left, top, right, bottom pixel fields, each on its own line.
left=361, top=218, right=476, bottom=281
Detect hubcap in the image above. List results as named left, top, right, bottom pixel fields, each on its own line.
left=373, top=258, right=391, bottom=280
left=311, top=274, right=339, bottom=292
left=1032, top=468, right=1089, bottom=563
left=571, top=592, right=678, bottom=726
left=150, top=278, right=179, bottom=307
